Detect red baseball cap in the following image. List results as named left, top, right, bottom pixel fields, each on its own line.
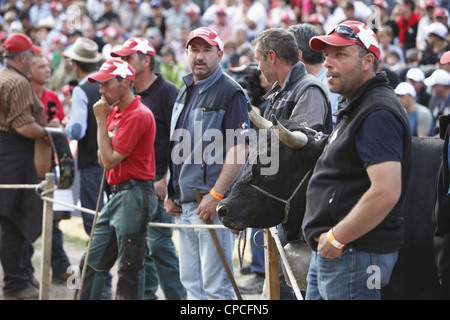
left=441, top=51, right=450, bottom=64
left=186, top=4, right=201, bottom=15
left=424, top=0, right=436, bottom=7
left=434, top=6, right=447, bottom=18
left=281, top=11, right=295, bottom=22
left=111, top=37, right=156, bottom=57
left=3, top=33, right=41, bottom=54
left=216, top=5, right=227, bottom=15
left=373, top=0, right=387, bottom=8
left=186, top=27, right=224, bottom=51
left=88, top=59, right=135, bottom=83
left=310, top=20, right=381, bottom=60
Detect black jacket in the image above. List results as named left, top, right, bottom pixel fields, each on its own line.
left=433, top=114, right=450, bottom=285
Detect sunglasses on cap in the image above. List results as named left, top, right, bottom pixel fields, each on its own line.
left=327, top=24, right=369, bottom=53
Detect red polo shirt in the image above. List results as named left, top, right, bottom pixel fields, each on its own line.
left=106, top=95, right=156, bottom=185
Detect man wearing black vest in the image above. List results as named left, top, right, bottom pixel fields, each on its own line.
left=65, top=37, right=105, bottom=236
left=303, top=20, right=412, bottom=300
left=64, top=37, right=112, bottom=298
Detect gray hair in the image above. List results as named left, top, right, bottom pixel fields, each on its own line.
left=251, top=28, right=299, bottom=65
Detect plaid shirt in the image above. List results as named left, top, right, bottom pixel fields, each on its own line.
left=0, top=66, right=46, bottom=135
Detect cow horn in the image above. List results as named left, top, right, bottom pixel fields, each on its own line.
left=247, top=101, right=272, bottom=130
left=271, top=114, right=308, bottom=149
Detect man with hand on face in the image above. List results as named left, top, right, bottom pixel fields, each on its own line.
left=165, top=27, right=250, bottom=300
left=110, top=37, right=185, bottom=300
left=76, top=59, right=157, bottom=300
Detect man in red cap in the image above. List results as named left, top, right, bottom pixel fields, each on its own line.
left=302, top=20, right=412, bottom=300
left=76, top=59, right=158, bottom=300
left=111, top=37, right=186, bottom=300
left=0, top=33, right=48, bottom=299
left=165, top=26, right=250, bottom=299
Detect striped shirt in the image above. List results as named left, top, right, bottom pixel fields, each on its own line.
left=0, top=65, right=46, bottom=135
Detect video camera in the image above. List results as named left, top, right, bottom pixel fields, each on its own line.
left=228, top=63, right=265, bottom=104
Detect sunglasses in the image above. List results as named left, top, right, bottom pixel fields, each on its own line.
left=327, top=24, right=370, bottom=53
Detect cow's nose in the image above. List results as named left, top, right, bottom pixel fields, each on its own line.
left=216, top=204, right=228, bottom=218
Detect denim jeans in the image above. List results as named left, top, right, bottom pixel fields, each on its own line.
left=176, top=201, right=235, bottom=300
left=306, top=248, right=398, bottom=300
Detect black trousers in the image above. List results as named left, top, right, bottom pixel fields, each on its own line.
left=0, top=217, right=36, bottom=294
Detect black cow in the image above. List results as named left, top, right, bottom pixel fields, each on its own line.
left=218, top=111, right=450, bottom=299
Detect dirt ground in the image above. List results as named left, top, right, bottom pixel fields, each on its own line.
left=0, top=216, right=263, bottom=300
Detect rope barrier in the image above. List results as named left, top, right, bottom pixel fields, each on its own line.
left=0, top=184, right=40, bottom=189
left=0, top=180, right=304, bottom=300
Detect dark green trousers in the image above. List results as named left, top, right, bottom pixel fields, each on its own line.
left=78, top=183, right=156, bottom=300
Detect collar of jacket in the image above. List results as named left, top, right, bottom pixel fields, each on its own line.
left=182, top=65, right=224, bottom=94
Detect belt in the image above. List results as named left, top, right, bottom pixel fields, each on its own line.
left=111, top=179, right=153, bottom=195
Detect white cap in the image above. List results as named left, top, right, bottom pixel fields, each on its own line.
left=406, top=67, right=425, bottom=82
left=424, top=69, right=450, bottom=86
left=426, top=22, right=448, bottom=39
left=395, top=82, right=416, bottom=98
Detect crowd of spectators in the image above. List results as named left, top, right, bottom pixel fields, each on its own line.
left=0, top=0, right=450, bottom=132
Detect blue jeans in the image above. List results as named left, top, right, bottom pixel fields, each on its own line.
left=306, top=249, right=398, bottom=300
left=176, top=202, right=235, bottom=300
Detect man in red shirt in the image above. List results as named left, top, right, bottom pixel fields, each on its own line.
left=76, top=58, right=157, bottom=300
left=29, top=53, right=72, bottom=284
left=395, top=0, right=421, bottom=51
left=29, top=54, right=66, bottom=125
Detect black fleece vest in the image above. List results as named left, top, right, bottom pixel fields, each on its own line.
left=303, top=73, right=412, bottom=253
left=77, top=81, right=101, bottom=170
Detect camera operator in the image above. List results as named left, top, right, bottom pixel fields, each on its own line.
left=228, top=62, right=270, bottom=114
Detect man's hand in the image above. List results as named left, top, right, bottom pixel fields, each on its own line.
left=196, top=193, right=220, bottom=223
left=315, top=232, right=342, bottom=259
left=165, top=197, right=182, bottom=217
left=93, top=96, right=118, bottom=121
left=154, top=178, right=167, bottom=201
left=47, top=118, right=61, bottom=128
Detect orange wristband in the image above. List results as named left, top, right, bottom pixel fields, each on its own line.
left=209, top=189, right=224, bottom=200
left=327, top=228, right=346, bottom=249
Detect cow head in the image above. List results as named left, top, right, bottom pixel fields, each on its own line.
left=218, top=104, right=328, bottom=242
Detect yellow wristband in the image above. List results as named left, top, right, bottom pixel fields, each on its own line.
left=327, top=229, right=346, bottom=249
left=209, top=189, right=224, bottom=200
